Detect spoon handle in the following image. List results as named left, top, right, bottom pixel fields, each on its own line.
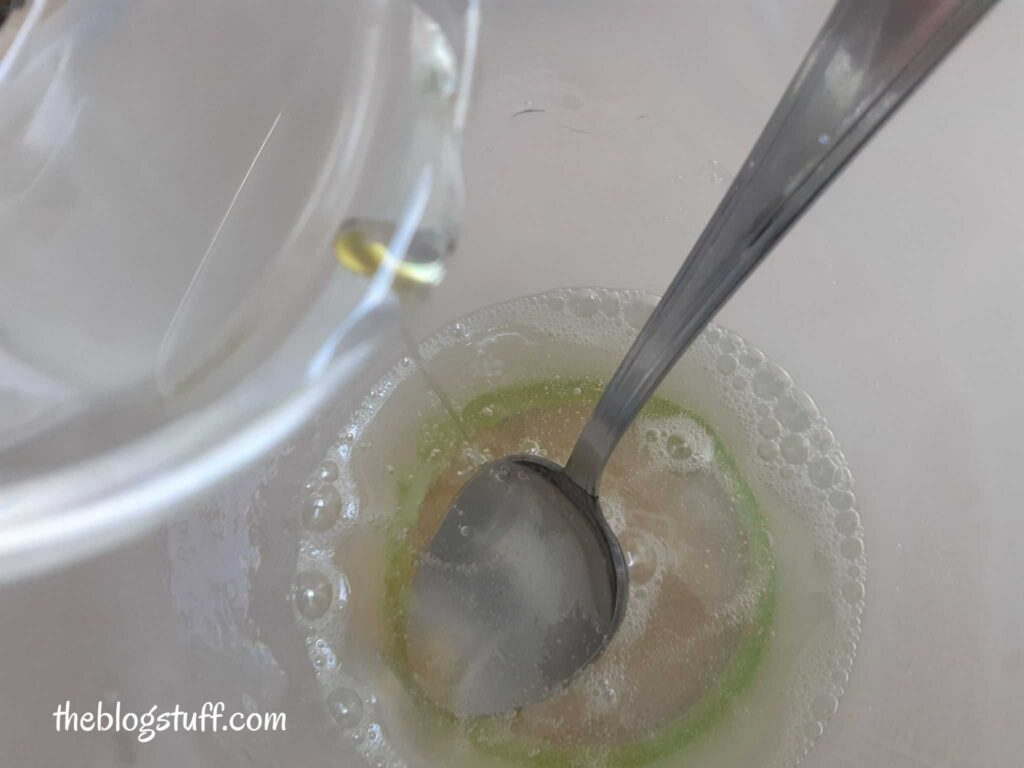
left=565, top=0, right=994, bottom=495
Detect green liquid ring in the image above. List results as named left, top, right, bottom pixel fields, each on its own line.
left=381, top=378, right=776, bottom=768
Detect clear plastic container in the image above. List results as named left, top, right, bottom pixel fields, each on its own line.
left=3, top=1, right=1023, bottom=767
left=0, top=0, right=477, bottom=579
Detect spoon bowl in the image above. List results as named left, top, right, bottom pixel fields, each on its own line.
left=407, top=455, right=627, bottom=716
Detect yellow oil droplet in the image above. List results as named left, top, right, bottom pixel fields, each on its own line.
left=334, top=219, right=448, bottom=287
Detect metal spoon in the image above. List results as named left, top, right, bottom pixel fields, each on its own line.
left=407, top=0, right=994, bottom=717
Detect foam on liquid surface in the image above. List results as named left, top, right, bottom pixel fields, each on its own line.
left=291, top=288, right=866, bottom=768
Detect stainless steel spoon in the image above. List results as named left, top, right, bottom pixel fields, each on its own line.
left=406, top=0, right=994, bottom=717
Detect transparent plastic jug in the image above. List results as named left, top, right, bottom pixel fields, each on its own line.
left=0, top=0, right=477, bottom=579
